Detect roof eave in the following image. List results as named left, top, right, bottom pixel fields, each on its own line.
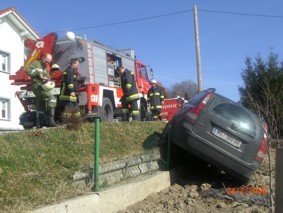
left=0, top=8, right=40, bottom=40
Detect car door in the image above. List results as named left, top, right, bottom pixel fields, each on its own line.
left=192, top=94, right=263, bottom=163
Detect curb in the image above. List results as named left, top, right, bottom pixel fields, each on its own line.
left=32, top=171, right=171, bottom=213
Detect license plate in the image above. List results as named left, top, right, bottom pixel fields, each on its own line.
left=212, top=127, right=241, bottom=148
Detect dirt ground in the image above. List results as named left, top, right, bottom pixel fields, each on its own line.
left=118, top=147, right=276, bottom=213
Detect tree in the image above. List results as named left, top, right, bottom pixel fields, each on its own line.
left=166, top=80, right=198, bottom=100
left=239, top=52, right=283, bottom=212
left=239, top=52, right=283, bottom=139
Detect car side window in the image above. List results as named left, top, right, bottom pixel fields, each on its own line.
left=212, top=103, right=257, bottom=138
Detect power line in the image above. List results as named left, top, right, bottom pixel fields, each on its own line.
left=199, top=9, right=283, bottom=19
left=43, top=9, right=192, bottom=34
left=40, top=8, right=283, bottom=35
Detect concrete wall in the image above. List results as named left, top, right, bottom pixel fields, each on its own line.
left=33, top=152, right=169, bottom=212
left=73, top=152, right=166, bottom=187
left=33, top=171, right=171, bottom=213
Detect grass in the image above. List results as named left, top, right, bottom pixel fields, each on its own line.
left=0, top=121, right=166, bottom=212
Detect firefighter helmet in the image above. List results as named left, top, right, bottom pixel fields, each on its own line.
left=41, top=81, right=55, bottom=91
left=51, top=64, right=60, bottom=69
left=150, top=79, right=157, bottom=84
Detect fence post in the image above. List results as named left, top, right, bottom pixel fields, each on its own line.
left=94, top=117, right=100, bottom=192
left=275, top=147, right=283, bottom=213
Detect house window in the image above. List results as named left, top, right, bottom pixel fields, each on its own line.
left=0, top=98, right=10, bottom=120
left=0, top=51, right=9, bottom=73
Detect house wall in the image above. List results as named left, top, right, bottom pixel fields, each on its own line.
left=0, top=16, right=25, bottom=130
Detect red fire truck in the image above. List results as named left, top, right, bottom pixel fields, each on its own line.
left=9, top=32, right=180, bottom=128
left=161, top=97, right=185, bottom=121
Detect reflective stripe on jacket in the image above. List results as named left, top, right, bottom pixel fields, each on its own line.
left=59, top=65, right=78, bottom=102
left=147, top=86, right=164, bottom=109
left=121, top=69, right=139, bottom=102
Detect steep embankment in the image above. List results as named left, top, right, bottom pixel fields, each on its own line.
left=0, top=122, right=166, bottom=212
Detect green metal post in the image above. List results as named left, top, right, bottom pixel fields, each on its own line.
left=166, top=125, right=172, bottom=170
left=94, top=117, right=100, bottom=192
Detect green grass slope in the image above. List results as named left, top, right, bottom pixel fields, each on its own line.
left=0, top=122, right=166, bottom=212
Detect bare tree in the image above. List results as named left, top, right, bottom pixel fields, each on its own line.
left=166, top=80, right=198, bottom=100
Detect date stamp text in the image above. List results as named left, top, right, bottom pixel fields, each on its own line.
left=226, top=187, right=268, bottom=195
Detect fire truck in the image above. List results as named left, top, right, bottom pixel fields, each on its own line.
left=9, top=32, right=152, bottom=128
left=161, top=97, right=185, bottom=121
left=9, top=32, right=181, bottom=129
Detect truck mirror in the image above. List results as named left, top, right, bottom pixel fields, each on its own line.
left=150, top=68, right=154, bottom=79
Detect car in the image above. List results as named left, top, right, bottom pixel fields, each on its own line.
left=170, top=88, right=268, bottom=183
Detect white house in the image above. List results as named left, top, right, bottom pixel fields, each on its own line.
left=0, top=8, right=39, bottom=131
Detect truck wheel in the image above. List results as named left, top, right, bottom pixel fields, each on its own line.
left=101, top=98, right=113, bottom=122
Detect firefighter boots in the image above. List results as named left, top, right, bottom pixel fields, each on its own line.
left=121, top=112, right=129, bottom=121
left=47, top=107, right=57, bottom=127
left=36, top=111, right=45, bottom=129
left=132, top=114, right=140, bottom=121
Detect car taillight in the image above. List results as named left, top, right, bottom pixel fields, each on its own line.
left=184, top=93, right=212, bottom=124
left=255, top=123, right=268, bottom=162
left=255, top=139, right=267, bottom=161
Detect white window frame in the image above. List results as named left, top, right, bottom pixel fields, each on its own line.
left=0, top=98, right=10, bottom=120
left=0, top=51, right=10, bottom=73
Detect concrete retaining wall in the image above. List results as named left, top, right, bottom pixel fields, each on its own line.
left=32, top=171, right=171, bottom=213
left=32, top=152, right=169, bottom=212
left=73, top=152, right=167, bottom=187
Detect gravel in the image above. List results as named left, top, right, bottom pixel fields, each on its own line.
left=118, top=147, right=276, bottom=213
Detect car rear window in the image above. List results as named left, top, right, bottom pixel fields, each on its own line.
left=212, top=103, right=257, bottom=138
left=187, top=90, right=208, bottom=106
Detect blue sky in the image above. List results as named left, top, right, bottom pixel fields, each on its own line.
left=2, top=0, right=283, bottom=101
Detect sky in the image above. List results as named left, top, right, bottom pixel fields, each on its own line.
left=1, top=0, right=283, bottom=101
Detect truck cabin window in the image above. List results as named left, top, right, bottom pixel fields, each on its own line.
left=138, top=65, right=149, bottom=80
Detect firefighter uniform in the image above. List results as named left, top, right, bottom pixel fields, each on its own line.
left=26, top=58, right=57, bottom=128
left=59, top=64, right=80, bottom=118
left=147, top=83, right=164, bottom=121
left=120, top=68, right=140, bottom=121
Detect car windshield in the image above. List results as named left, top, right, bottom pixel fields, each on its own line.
left=212, top=103, right=257, bottom=138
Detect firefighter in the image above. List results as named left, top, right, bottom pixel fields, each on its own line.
left=50, top=63, right=60, bottom=72
left=147, top=79, right=164, bottom=121
left=59, top=58, right=80, bottom=119
left=116, top=66, right=140, bottom=121
left=26, top=53, right=57, bottom=128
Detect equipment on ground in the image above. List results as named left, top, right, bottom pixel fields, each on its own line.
left=41, top=80, right=55, bottom=91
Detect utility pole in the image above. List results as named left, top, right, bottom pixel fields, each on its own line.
left=193, top=5, right=202, bottom=92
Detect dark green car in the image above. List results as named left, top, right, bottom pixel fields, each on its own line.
left=171, top=88, right=268, bottom=183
